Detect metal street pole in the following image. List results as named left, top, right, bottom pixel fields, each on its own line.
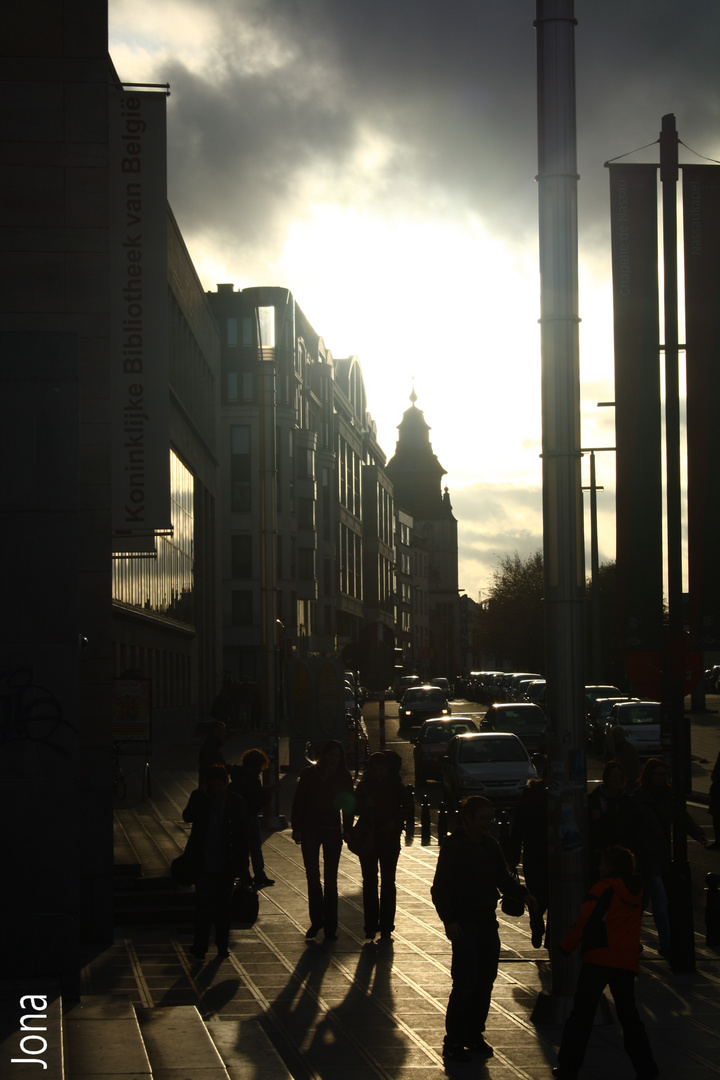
left=257, top=306, right=284, bottom=827
left=660, top=113, right=694, bottom=971
left=532, top=0, right=588, bottom=1023
left=588, top=451, right=601, bottom=683
left=580, top=446, right=615, bottom=683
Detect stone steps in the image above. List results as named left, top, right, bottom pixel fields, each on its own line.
left=2, top=982, right=292, bottom=1080
left=113, top=803, right=193, bottom=926
left=0, top=979, right=63, bottom=1080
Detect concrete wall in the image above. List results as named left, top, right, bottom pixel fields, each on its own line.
left=0, top=0, right=115, bottom=994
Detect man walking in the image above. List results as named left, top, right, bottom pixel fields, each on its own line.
left=431, top=795, right=535, bottom=1062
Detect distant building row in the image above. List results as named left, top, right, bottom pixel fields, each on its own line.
left=113, top=276, right=461, bottom=725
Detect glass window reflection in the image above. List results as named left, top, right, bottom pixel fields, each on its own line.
left=112, top=450, right=195, bottom=627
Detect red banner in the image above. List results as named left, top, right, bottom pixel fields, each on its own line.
left=683, top=164, right=720, bottom=648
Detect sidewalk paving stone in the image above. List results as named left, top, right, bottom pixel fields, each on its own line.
left=93, top=709, right=720, bottom=1080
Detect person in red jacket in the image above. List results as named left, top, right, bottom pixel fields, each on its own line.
left=552, top=845, right=658, bottom=1080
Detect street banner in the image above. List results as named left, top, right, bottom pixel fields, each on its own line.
left=109, top=89, right=170, bottom=546
left=683, top=164, right=720, bottom=648
left=609, top=164, right=664, bottom=654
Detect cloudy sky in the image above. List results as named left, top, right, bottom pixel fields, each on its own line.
left=109, top=0, right=720, bottom=601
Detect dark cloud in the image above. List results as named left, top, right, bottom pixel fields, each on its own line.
left=154, top=0, right=720, bottom=268
left=112, top=0, right=716, bottom=595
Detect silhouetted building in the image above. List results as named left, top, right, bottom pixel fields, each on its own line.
left=386, top=391, right=459, bottom=677
left=206, top=285, right=394, bottom=691
left=1, top=0, right=221, bottom=994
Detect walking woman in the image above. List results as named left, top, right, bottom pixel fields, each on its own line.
left=508, top=754, right=549, bottom=948
left=627, top=757, right=707, bottom=956
left=182, top=763, right=250, bottom=960
left=231, top=747, right=275, bottom=888
left=291, top=740, right=355, bottom=941
left=587, top=759, right=632, bottom=884
left=353, top=751, right=414, bottom=942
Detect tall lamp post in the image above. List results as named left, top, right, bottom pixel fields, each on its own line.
left=581, top=446, right=615, bottom=683
left=660, top=114, right=694, bottom=972
left=533, top=0, right=587, bottom=1021
left=257, top=305, right=286, bottom=828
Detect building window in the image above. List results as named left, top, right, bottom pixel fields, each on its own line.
left=298, top=548, right=315, bottom=580
left=232, top=590, right=253, bottom=625
left=231, top=535, right=252, bottom=578
left=227, top=372, right=238, bottom=401
left=299, top=447, right=315, bottom=479
left=227, top=317, right=238, bottom=346
left=298, top=497, right=315, bottom=531
left=241, top=372, right=254, bottom=402
left=338, top=524, right=362, bottom=599
left=231, top=425, right=251, bottom=511
left=112, top=449, right=195, bottom=627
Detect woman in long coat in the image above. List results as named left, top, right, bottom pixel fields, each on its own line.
left=291, top=740, right=355, bottom=941
left=353, top=751, right=414, bottom=942
left=183, top=763, right=250, bottom=960
left=627, top=757, right=706, bottom=955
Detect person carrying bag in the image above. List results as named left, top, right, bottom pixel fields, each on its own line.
left=353, top=751, right=414, bottom=943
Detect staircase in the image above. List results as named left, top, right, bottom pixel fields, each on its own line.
left=64, top=997, right=232, bottom=1078
left=1, top=986, right=291, bottom=1080
left=113, top=771, right=196, bottom=926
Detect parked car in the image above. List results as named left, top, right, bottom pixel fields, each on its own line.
left=398, top=685, right=451, bottom=730
left=584, top=684, right=621, bottom=711
left=604, top=700, right=662, bottom=759
left=507, top=673, right=543, bottom=701
left=430, top=676, right=453, bottom=700
left=394, top=674, right=422, bottom=700
left=704, top=665, right=720, bottom=693
left=523, top=679, right=547, bottom=707
left=344, top=686, right=361, bottom=721
left=585, top=696, right=635, bottom=750
left=412, top=715, right=480, bottom=785
left=480, top=702, right=547, bottom=753
left=440, top=732, right=536, bottom=809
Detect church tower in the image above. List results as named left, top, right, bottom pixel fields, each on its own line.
left=386, top=390, right=459, bottom=677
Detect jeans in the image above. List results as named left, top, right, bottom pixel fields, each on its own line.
left=300, top=829, right=342, bottom=933
left=193, top=871, right=235, bottom=954
left=557, top=963, right=657, bottom=1078
left=359, top=840, right=400, bottom=936
left=445, top=920, right=500, bottom=1045
left=247, top=815, right=265, bottom=879
left=644, top=873, right=671, bottom=950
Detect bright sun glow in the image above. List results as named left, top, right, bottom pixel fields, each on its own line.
left=108, top=0, right=623, bottom=599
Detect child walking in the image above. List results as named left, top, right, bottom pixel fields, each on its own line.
left=552, top=845, right=659, bottom=1080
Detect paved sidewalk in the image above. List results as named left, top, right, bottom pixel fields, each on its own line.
left=89, top=721, right=720, bottom=1080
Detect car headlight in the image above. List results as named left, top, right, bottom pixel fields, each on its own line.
left=403, top=709, right=412, bottom=716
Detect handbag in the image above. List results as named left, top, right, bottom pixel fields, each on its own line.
left=231, top=880, right=259, bottom=925
left=346, top=820, right=374, bottom=858
left=170, top=852, right=195, bottom=887
left=500, top=894, right=526, bottom=917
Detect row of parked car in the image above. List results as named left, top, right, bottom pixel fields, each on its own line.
left=398, top=674, right=662, bottom=809
left=411, top=715, right=540, bottom=807
left=460, top=671, right=547, bottom=707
